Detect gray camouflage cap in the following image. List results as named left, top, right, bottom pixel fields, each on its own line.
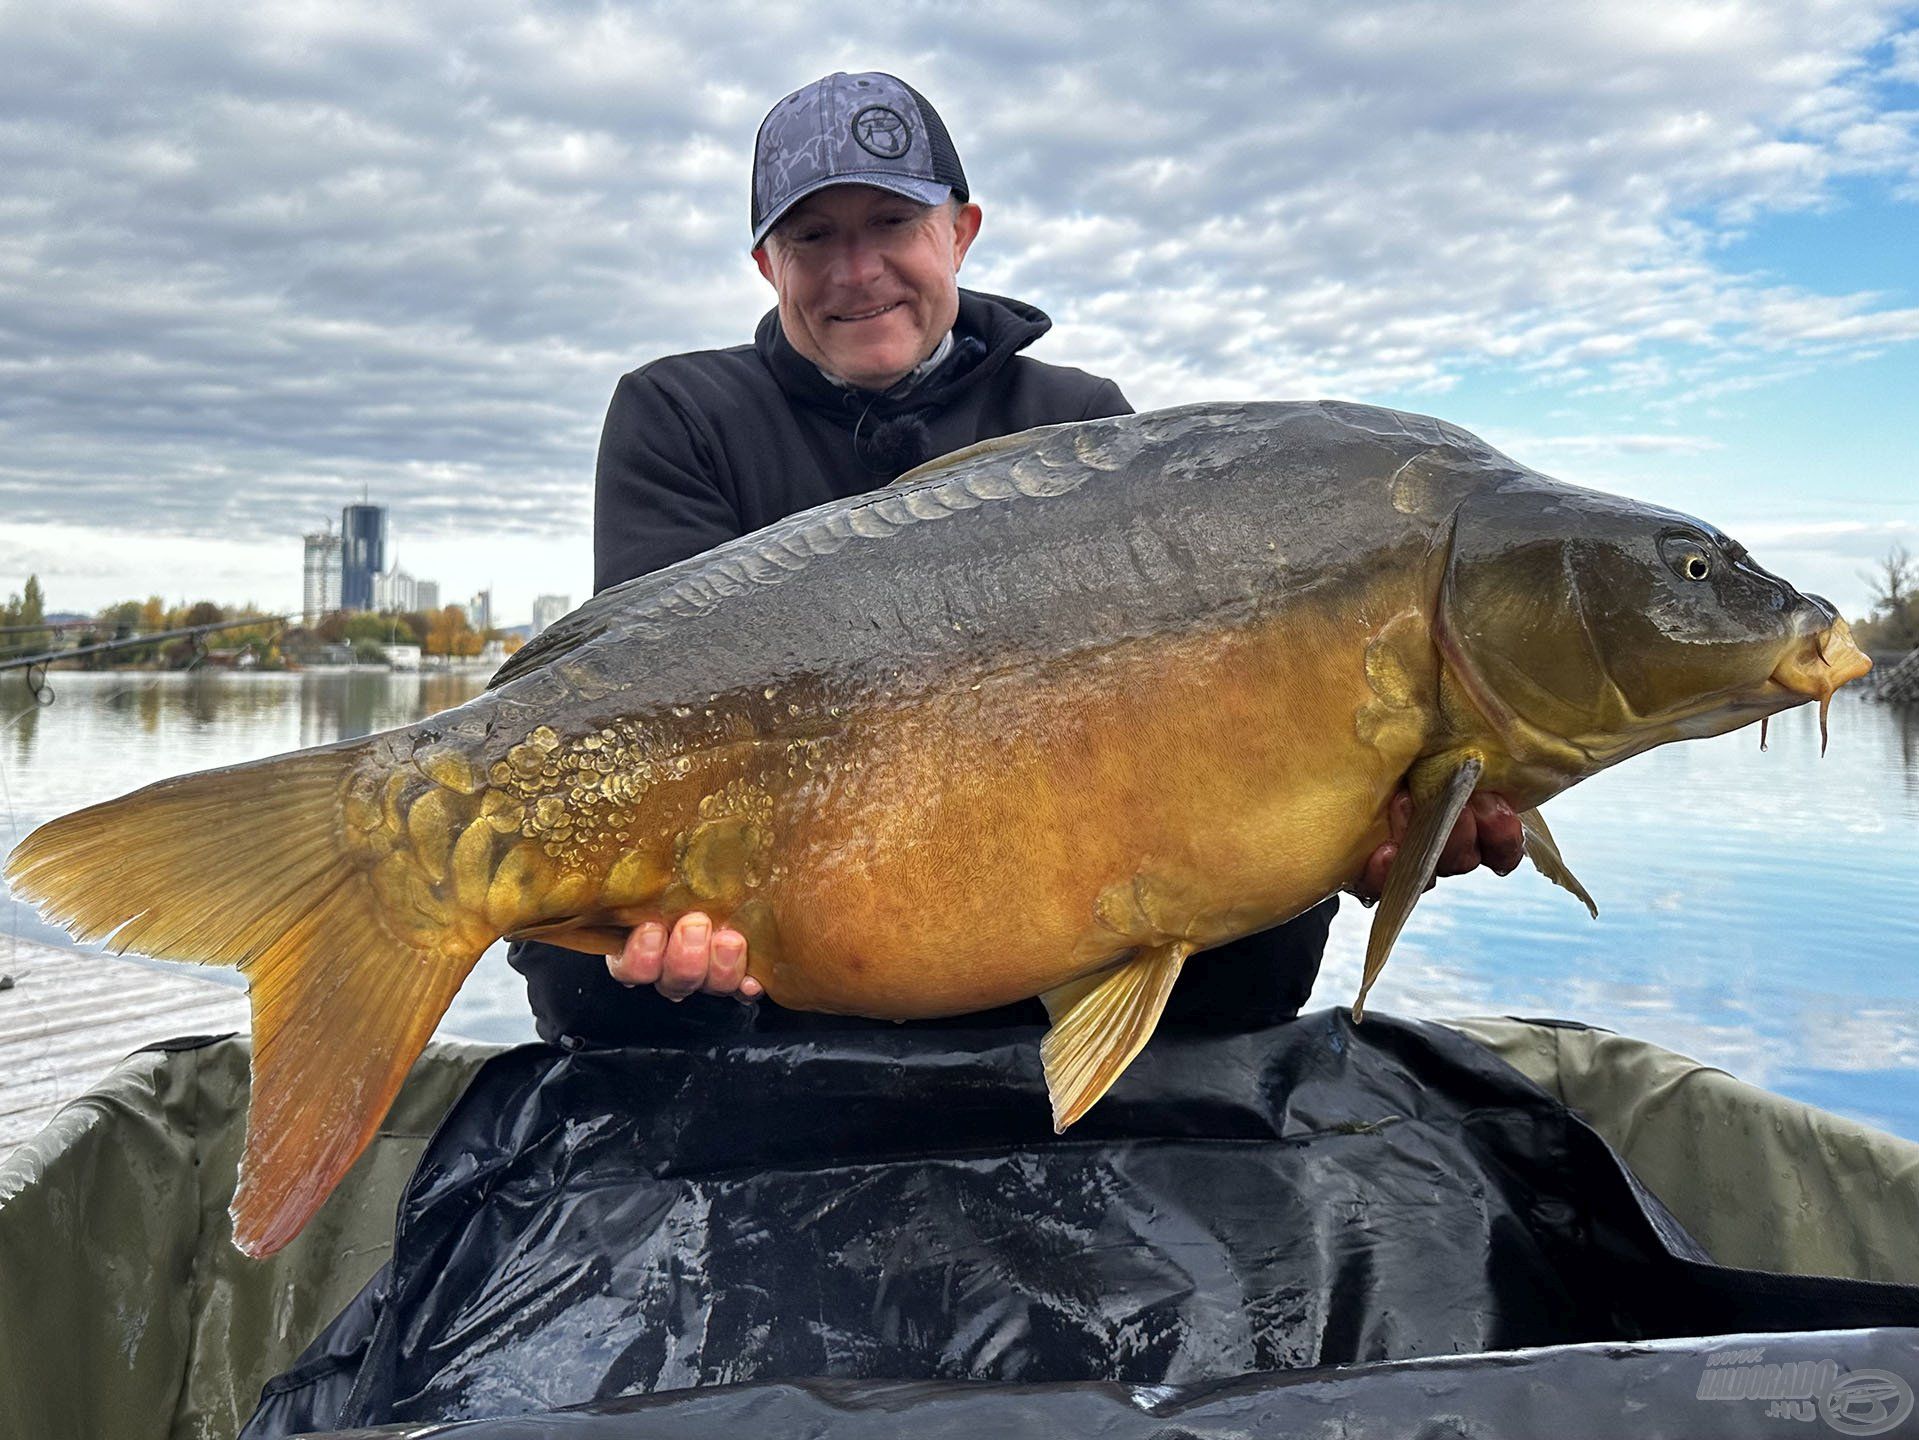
left=750, top=72, right=970, bottom=249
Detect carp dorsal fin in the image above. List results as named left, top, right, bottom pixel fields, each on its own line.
left=1517, top=806, right=1599, bottom=918
left=1355, top=755, right=1484, bottom=1020
left=889, top=424, right=1067, bottom=487
left=1040, top=940, right=1191, bottom=1132
left=488, top=428, right=1070, bottom=694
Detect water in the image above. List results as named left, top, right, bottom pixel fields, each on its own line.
left=2, top=668, right=1916, bottom=1136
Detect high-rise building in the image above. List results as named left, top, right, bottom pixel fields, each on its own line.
left=301, top=529, right=342, bottom=625
left=340, top=503, right=387, bottom=611
left=309, top=497, right=443, bottom=618
left=466, top=588, right=493, bottom=634
left=372, top=566, right=418, bottom=613
left=530, top=594, right=571, bottom=636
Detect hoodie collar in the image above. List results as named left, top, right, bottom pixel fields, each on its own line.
left=816, top=328, right=955, bottom=394
left=756, top=288, right=1053, bottom=420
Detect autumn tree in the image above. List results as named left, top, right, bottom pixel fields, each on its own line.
left=425, top=604, right=481, bottom=659
left=216, top=604, right=286, bottom=668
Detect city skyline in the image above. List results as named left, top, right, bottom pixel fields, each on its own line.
left=1, top=4, right=1914, bottom=624
left=302, top=502, right=458, bottom=627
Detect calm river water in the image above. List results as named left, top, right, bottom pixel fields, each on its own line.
left=2, top=668, right=1916, bottom=1136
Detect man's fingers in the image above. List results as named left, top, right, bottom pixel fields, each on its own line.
left=658, top=912, right=711, bottom=1001
left=1435, top=804, right=1481, bottom=876
left=606, top=916, right=763, bottom=1001
left=1387, top=790, right=1413, bottom=842
left=606, top=922, right=666, bottom=988
left=1358, top=844, right=1395, bottom=902
left=1472, top=794, right=1525, bottom=875
left=1355, top=790, right=1524, bottom=901
left=701, top=929, right=749, bottom=995
left=1349, top=791, right=1418, bottom=903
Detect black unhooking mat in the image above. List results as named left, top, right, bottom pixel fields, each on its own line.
left=242, top=1011, right=1919, bottom=1436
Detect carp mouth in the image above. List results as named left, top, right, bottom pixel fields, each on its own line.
left=1766, top=615, right=1872, bottom=755
left=1435, top=585, right=1873, bottom=776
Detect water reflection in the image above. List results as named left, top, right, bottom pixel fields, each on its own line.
left=1, top=670, right=1916, bottom=1136
left=1315, top=690, right=1919, bottom=1137
left=7, top=697, right=38, bottom=766
left=293, top=670, right=491, bottom=748
left=1891, top=702, right=1919, bottom=795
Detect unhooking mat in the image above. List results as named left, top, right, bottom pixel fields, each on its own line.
left=240, top=1010, right=1919, bottom=1435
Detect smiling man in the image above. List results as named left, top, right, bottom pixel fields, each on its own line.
left=510, top=71, right=1521, bottom=1047
left=753, top=186, right=981, bottom=392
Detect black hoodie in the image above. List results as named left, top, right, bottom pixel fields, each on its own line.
left=515, top=289, right=1332, bottom=1045
left=592, top=289, right=1130, bottom=589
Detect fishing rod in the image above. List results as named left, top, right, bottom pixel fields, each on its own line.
left=0, top=616, right=288, bottom=703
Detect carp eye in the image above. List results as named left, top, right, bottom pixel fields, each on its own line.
left=1658, top=532, right=1714, bottom=583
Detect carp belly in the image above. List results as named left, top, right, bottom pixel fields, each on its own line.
left=753, top=610, right=1421, bottom=1018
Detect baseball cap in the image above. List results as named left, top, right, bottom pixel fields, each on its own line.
left=750, top=72, right=970, bottom=249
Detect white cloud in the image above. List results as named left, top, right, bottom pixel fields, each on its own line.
left=0, top=0, right=1915, bottom=621
left=1889, top=28, right=1919, bottom=82
left=1504, top=432, right=1728, bottom=459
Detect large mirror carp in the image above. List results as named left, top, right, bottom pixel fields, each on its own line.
left=5, top=400, right=1871, bottom=1255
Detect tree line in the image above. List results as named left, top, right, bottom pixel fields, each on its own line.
left=1857, top=546, right=1918, bottom=653
left=0, top=576, right=47, bottom=656
left=0, top=576, right=517, bottom=669
left=307, top=606, right=505, bottom=662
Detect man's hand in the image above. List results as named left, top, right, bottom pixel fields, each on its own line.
left=607, top=914, right=762, bottom=1001
left=1350, top=790, right=1526, bottom=904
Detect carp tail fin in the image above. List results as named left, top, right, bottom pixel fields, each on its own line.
left=3, top=741, right=488, bottom=1256
left=1040, top=940, right=1191, bottom=1132
left=1355, top=755, right=1483, bottom=1021
left=236, top=892, right=481, bottom=1257
left=1517, top=806, right=1598, bottom=918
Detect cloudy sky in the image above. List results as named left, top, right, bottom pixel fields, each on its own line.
left=2, top=0, right=1915, bottom=626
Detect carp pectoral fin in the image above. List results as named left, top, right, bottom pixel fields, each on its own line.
left=1040, top=941, right=1191, bottom=1133
left=507, top=919, right=633, bottom=955
left=1355, top=755, right=1484, bottom=1021
left=1517, top=807, right=1599, bottom=918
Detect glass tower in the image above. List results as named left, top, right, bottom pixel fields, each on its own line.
left=340, top=503, right=387, bottom=612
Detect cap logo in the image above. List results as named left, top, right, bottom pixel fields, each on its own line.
left=851, top=105, right=910, bottom=159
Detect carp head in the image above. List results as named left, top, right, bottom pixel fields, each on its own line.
left=1436, top=480, right=1871, bottom=785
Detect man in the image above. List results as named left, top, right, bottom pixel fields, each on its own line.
left=511, top=72, right=1522, bottom=1046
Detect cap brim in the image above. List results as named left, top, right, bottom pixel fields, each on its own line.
left=750, top=174, right=954, bottom=250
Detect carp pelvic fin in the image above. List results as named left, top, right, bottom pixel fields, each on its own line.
left=1355, top=755, right=1484, bottom=1021
left=1040, top=941, right=1192, bottom=1132
left=1517, top=807, right=1598, bottom=918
